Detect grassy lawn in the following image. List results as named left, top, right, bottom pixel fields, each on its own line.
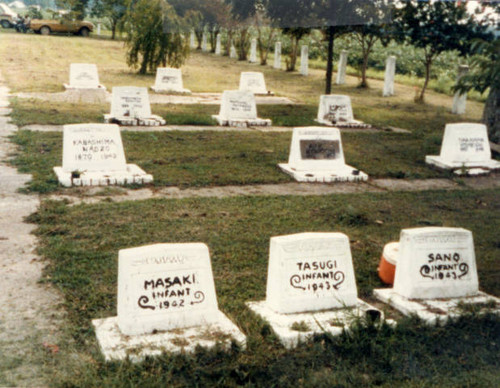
left=9, top=129, right=454, bottom=193
left=28, top=189, right=500, bottom=386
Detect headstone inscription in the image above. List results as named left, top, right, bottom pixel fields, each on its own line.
left=93, top=243, right=246, bottom=361
left=336, top=50, right=348, bottom=85
left=274, top=41, right=282, bottom=69
left=278, top=127, right=368, bottom=182
left=212, top=90, right=272, bottom=127
left=383, top=56, right=396, bottom=97
left=104, top=86, right=166, bottom=126
left=247, top=233, right=383, bottom=348
left=249, top=38, right=257, bottom=63
left=151, top=68, right=191, bottom=94
left=300, top=45, right=309, bottom=76
left=425, top=123, right=500, bottom=175
left=452, top=65, right=469, bottom=114
left=374, top=227, right=500, bottom=323
left=239, top=72, right=271, bottom=95
left=316, top=95, right=371, bottom=128
left=53, top=123, right=153, bottom=187
left=64, top=63, right=105, bottom=90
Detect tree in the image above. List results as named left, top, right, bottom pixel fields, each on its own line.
left=92, top=0, right=127, bottom=40
left=454, top=5, right=499, bottom=141
left=395, top=0, right=488, bottom=102
left=55, top=0, right=90, bottom=20
left=124, top=0, right=189, bottom=74
left=254, top=1, right=277, bottom=65
left=228, top=0, right=257, bottom=61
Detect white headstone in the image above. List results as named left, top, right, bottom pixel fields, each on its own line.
left=273, top=41, right=282, bottom=70
left=300, top=45, right=309, bottom=76
left=249, top=38, right=257, bottom=63
left=278, top=127, right=368, bottom=182
left=117, top=243, right=220, bottom=336
left=190, top=31, right=196, bottom=49
left=61, top=123, right=127, bottom=174
left=53, top=123, right=153, bottom=187
left=212, top=90, right=271, bottom=127
left=215, top=34, right=222, bottom=55
left=67, top=63, right=102, bottom=89
left=152, top=68, right=190, bottom=94
left=230, top=43, right=237, bottom=59
left=317, top=94, right=354, bottom=125
left=383, top=56, right=396, bottom=97
left=425, top=123, right=500, bottom=173
left=265, top=233, right=358, bottom=314
left=110, top=86, right=152, bottom=119
left=202, top=32, right=208, bottom=52
left=97, top=23, right=101, bottom=36
left=336, top=50, right=348, bottom=85
left=239, top=72, right=268, bottom=95
left=393, top=227, right=478, bottom=299
left=452, top=65, right=469, bottom=114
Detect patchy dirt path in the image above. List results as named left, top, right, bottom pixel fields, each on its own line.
left=0, top=75, right=64, bottom=386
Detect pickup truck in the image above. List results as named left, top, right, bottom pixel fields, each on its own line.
left=29, top=19, right=94, bottom=36
left=0, top=4, right=17, bottom=28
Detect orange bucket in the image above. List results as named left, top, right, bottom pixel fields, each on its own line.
left=378, top=242, right=399, bottom=285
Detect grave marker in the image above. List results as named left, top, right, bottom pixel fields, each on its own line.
left=274, top=41, right=281, bottom=69
left=151, top=68, right=191, bottom=94
left=212, top=90, right=271, bottom=127
left=316, top=95, right=370, bottom=128
left=452, top=65, right=469, bottom=114
left=53, top=123, right=153, bottom=187
left=104, top=86, right=166, bottom=126
left=190, top=31, right=196, bottom=49
left=300, top=45, right=309, bottom=76
left=230, top=43, right=237, bottom=59
left=64, top=63, right=105, bottom=90
left=249, top=38, right=257, bottom=63
left=202, top=32, right=208, bottom=52
left=93, top=243, right=246, bottom=361
left=215, top=34, right=222, bottom=55
left=336, top=50, right=348, bottom=85
left=239, top=72, right=271, bottom=95
left=247, top=233, right=383, bottom=348
left=278, top=127, right=368, bottom=182
left=383, top=56, right=396, bottom=97
left=425, top=123, right=500, bottom=175
left=374, top=227, right=500, bottom=323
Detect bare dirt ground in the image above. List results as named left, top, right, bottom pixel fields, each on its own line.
left=0, top=76, right=65, bottom=387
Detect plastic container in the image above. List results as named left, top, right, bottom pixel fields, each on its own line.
left=378, top=241, right=399, bottom=285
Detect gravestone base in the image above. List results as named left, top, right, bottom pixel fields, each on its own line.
left=212, top=115, right=272, bottom=127
left=374, top=289, right=500, bottom=324
left=64, top=84, right=106, bottom=91
left=151, top=86, right=191, bottom=95
left=278, top=163, right=368, bottom=183
left=425, top=156, right=500, bottom=175
left=315, top=119, right=372, bottom=129
left=53, top=164, right=153, bottom=187
left=247, top=300, right=383, bottom=349
left=104, top=114, right=166, bottom=127
left=92, top=311, right=247, bottom=362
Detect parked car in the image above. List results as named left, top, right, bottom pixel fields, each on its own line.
left=28, top=18, right=94, bottom=36
left=0, top=3, right=18, bottom=28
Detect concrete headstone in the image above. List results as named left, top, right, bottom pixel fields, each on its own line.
left=65, top=63, right=104, bottom=90
left=190, top=31, right=196, bottom=49
left=249, top=38, right=257, bottom=63
left=230, top=43, right=237, bottom=59
left=452, top=65, right=469, bottom=114
left=202, top=32, right=208, bottom=52
left=239, top=72, right=269, bottom=95
left=336, top=50, right=348, bottom=85
left=215, top=34, right=222, bottom=55
left=316, top=94, right=354, bottom=125
left=152, top=68, right=190, bottom=94
left=383, top=56, right=396, bottom=97
left=274, top=41, right=282, bottom=69
left=212, top=90, right=271, bottom=127
left=300, top=45, right=309, bottom=76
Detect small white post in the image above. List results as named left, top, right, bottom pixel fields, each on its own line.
left=383, top=56, right=396, bottom=97
left=336, top=50, right=348, bottom=85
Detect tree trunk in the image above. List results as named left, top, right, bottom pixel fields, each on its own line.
left=237, top=29, right=249, bottom=61
left=195, top=32, right=202, bottom=50
left=360, top=52, right=369, bottom=88
left=325, top=26, right=335, bottom=95
left=483, top=87, right=500, bottom=143
left=418, top=57, right=432, bottom=102
left=286, top=36, right=299, bottom=71
left=111, top=19, right=117, bottom=40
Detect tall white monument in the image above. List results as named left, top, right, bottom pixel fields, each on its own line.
left=336, top=50, right=348, bottom=85
left=249, top=38, right=258, bottom=63
left=215, top=34, right=222, bottom=55
left=274, top=41, right=282, bottom=70
left=300, top=45, right=309, bottom=76
left=383, top=56, right=396, bottom=97
left=452, top=65, right=469, bottom=114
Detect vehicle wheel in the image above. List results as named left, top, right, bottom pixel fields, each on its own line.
left=1, top=20, right=11, bottom=29
left=79, top=27, right=90, bottom=37
left=40, top=26, right=50, bottom=36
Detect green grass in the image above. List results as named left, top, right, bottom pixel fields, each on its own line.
left=9, top=129, right=456, bottom=193
left=29, top=189, right=500, bottom=386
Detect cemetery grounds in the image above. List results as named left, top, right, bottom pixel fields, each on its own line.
left=0, top=31, right=499, bottom=387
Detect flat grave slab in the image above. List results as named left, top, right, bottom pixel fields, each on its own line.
left=426, top=123, right=500, bottom=175
left=212, top=90, right=271, bottom=127
left=247, top=233, right=383, bottom=348
left=151, top=68, right=191, bottom=94
left=53, top=123, right=153, bottom=187
left=93, top=243, right=246, bottom=362
left=374, top=227, right=500, bottom=323
left=104, top=87, right=166, bottom=126
left=316, top=95, right=371, bottom=129
left=279, top=127, right=368, bottom=183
